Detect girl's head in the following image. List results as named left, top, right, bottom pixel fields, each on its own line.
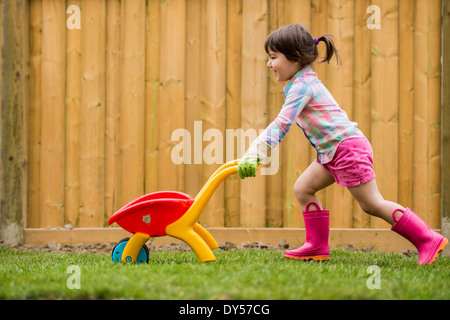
left=265, top=24, right=339, bottom=73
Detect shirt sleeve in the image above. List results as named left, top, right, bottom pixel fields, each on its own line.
left=243, top=81, right=313, bottom=160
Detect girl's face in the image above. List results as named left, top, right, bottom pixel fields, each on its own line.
left=267, top=50, right=301, bottom=82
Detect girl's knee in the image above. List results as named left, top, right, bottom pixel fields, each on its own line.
left=293, top=182, right=314, bottom=207
left=293, top=181, right=305, bottom=200
left=359, top=199, right=384, bottom=216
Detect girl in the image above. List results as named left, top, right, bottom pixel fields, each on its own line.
left=237, top=24, right=447, bottom=265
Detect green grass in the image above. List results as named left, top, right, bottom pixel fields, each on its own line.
left=0, top=246, right=449, bottom=300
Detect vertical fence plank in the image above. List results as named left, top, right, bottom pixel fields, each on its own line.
left=159, top=0, right=186, bottom=192
left=199, top=0, right=227, bottom=227
left=144, top=0, right=161, bottom=195
left=79, top=0, right=106, bottom=227
left=240, top=0, right=268, bottom=227
left=414, top=0, right=429, bottom=223
left=28, top=0, right=42, bottom=228
left=266, top=0, right=285, bottom=228
left=370, top=0, right=399, bottom=228
left=414, top=0, right=441, bottom=227
left=40, top=0, right=65, bottom=227
left=0, top=0, right=29, bottom=243
left=117, top=0, right=146, bottom=208
left=225, top=0, right=243, bottom=227
left=441, top=0, right=450, bottom=255
left=184, top=0, right=201, bottom=201
left=426, top=0, right=442, bottom=228
left=398, top=0, right=414, bottom=211
left=65, top=0, right=81, bottom=226
left=105, top=0, right=121, bottom=218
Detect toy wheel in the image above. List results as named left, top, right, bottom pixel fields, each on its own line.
left=111, top=237, right=149, bottom=264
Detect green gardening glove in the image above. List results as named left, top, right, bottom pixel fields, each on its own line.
left=237, top=158, right=260, bottom=179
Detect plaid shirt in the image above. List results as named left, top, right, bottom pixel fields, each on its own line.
left=249, top=65, right=363, bottom=164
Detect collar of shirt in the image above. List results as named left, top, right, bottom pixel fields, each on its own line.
left=283, top=65, right=314, bottom=98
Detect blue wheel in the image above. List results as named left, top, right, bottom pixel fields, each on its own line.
left=111, top=237, right=149, bottom=264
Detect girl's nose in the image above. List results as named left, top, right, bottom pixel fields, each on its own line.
left=267, top=59, right=271, bottom=68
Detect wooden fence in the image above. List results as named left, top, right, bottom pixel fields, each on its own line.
left=5, top=0, right=443, bottom=230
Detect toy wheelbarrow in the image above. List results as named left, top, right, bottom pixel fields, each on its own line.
left=108, top=159, right=247, bottom=264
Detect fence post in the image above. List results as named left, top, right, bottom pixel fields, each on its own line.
left=442, top=0, right=450, bottom=257
left=0, top=0, right=29, bottom=244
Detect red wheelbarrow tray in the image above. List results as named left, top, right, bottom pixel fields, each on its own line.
left=107, top=191, right=195, bottom=237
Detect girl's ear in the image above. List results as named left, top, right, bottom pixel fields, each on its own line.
left=295, top=52, right=302, bottom=68
left=295, top=51, right=302, bottom=64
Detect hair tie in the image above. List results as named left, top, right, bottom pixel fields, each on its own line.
left=314, top=38, right=319, bottom=45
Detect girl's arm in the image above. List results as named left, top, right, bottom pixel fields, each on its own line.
left=242, top=81, right=313, bottom=161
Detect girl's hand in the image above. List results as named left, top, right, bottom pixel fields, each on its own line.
left=237, top=158, right=260, bottom=179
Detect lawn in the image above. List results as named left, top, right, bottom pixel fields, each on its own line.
left=0, top=245, right=449, bottom=300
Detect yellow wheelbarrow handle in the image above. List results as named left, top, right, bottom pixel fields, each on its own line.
left=165, top=159, right=256, bottom=262
left=194, top=159, right=240, bottom=201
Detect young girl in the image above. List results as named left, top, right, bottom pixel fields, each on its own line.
left=237, top=24, right=448, bottom=265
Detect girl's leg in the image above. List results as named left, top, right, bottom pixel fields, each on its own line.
left=350, top=179, right=447, bottom=265
left=293, top=160, right=335, bottom=210
left=287, top=161, right=334, bottom=261
left=347, top=179, right=404, bottom=225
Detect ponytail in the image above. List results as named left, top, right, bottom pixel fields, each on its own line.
left=316, top=34, right=340, bottom=65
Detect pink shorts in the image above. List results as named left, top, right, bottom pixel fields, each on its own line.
left=320, top=137, right=375, bottom=188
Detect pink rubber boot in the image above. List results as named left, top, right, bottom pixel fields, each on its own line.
left=391, top=208, right=448, bottom=265
left=284, top=202, right=330, bottom=261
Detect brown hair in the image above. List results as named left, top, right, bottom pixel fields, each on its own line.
left=264, top=24, right=340, bottom=69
